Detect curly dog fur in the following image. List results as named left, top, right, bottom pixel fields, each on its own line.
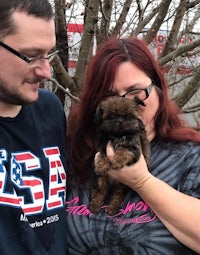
left=89, top=96, right=150, bottom=215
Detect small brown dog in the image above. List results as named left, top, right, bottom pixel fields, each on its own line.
left=89, top=96, right=150, bottom=215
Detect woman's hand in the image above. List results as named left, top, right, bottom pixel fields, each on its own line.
left=105, top=142, right=152, bottom=191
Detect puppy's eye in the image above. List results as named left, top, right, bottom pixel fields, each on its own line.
left=124, top=114, right=132, bottom=119
left=109, top=114, right=116, bottom=119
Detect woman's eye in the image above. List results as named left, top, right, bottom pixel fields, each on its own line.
left=129, top=90, right=141, bottom=95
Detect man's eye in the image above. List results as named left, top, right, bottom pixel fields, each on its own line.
left=20, top=52, right=39, bottom=59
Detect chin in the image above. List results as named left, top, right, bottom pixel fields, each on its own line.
left=29, top=93, right=39, bottom=103
left=22, top=91, right=39, bottom=105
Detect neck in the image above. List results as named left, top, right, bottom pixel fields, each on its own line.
left=0, top=102, right=22, bottom=118
left=146, top=128, right=156, bottom=142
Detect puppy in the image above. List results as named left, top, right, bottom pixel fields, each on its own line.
left=89, top=96, right=150, bottom=215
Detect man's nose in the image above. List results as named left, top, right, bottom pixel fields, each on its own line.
left=33, top=60, right=52, bottom=80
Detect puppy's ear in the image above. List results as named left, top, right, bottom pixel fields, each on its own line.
left=94, top=105, right=103, bottom=125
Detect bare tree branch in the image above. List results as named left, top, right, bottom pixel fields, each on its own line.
left=98, top=0, right=113, bottom=44
left=111, top=0, right=133, bottom=37
left=174, top=67, right=200, bottom=108
left=160, top=0, right=188, bottom=57
left=144, top=0, right=172, bottom=43
left=52, top=55, right=75, bottom=91
left=158, top=38, right=200, bottom=66
left=54, top=0, right=69, bottom=68
left=74, top=0, right=100, bottom=90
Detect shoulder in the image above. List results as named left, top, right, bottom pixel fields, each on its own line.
left=37, top=88, right=65, bottom=114
left=150, top=138, right=200, bottom=168
left=151, top=137, right=200, bottom=154
left=38, top=88, right=62, bottom=106
left=28, top=89, right=66, bottom=123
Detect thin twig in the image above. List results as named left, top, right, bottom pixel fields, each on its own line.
left=48, top=77, right=80, bottom=103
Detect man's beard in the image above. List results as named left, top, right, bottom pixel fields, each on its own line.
left=0, top=78, right=39, bottom=105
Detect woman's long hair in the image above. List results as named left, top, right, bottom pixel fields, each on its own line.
left=67, top=37, right=200, bottom=183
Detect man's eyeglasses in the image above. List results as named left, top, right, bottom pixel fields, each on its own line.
left=0, top=41, right=59, bottom=68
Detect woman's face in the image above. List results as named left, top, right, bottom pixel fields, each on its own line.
left=111, top=61, right=160, bottom=141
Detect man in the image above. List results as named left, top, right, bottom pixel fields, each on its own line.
left=0, top=1, right=67, bottom=254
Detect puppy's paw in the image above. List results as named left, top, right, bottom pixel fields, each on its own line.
left=89, top=175, right=109, bottom=213
left=107, top=204, right=120, bottom=216
left=89, top=201, right=102, bottom=213
left=95, top=154, right=111, bottom=175
left=110, top=149, right=135, bottom=169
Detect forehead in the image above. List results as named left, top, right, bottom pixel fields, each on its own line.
left=6, top=11, right=56, bottom=49
left=112, top=62, right=150, bottom=91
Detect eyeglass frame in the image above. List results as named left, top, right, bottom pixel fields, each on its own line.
left=0, top=40, right=59, bottom=66
left=119, top=82, right=154, bottom=102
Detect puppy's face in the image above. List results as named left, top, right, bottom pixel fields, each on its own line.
left=95, top=96, right=142, bottom=135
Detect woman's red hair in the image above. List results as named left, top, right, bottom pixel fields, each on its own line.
left=67, top=37, right=200, bottom=183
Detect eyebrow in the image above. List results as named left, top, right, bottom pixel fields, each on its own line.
left=126, top=85, right=138, bottom=92
left=110, top=82, right=145, bottom=94
left=19, top=46, right=56, bottom=54
left=118, top=84, right=144, bottom=93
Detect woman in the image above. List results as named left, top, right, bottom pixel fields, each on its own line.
left=66, top=37, right=200, bottom=254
